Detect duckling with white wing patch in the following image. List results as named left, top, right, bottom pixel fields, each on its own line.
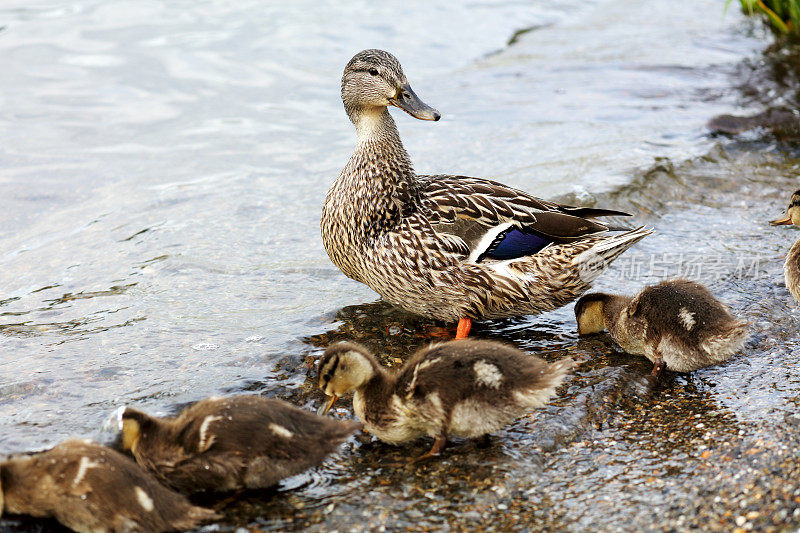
left=317, top=339, right=574, bottom=461
left=575, top=279, right=749, bottom=377
left=120, top=395, right=361, bottom=493
left=0, top=439, right=218, bottom=533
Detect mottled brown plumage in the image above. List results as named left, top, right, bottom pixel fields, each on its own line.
left=770, top=189, right=800, bottom=304
left=317, top=339, right=573, bottom=458
left=120, top=395, right=361, bottom=494
left=575, top=279, right=749, bottom=375
left=0, top=439, right=217, bottom=533
left=321, top=49, right=652, bottom=324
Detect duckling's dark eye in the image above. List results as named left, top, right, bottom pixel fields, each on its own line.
left=368, top=68, right=379, bottom=76
left=323, top=372, right=332, bottom=382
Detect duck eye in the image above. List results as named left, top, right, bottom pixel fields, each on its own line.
left=368, top=68, right=379, bottom=76
left=324, top=372, right=332, bottom=382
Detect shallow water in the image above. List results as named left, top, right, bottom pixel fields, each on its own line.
left=2, top=0, right=800, bottom=531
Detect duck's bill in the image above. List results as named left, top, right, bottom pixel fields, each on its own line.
left=317, top=394, right=339, bottom=416
left=771, top=214, right=793, bottom=225
left=389, top=84, right=441, bottom=121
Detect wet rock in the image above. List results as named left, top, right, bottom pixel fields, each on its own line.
left=785, top=413, right=800, bottom=427
left=707, top=108, right=800, bottom=140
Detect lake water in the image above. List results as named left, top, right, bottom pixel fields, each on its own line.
left=3, top=0, right=800, bottom=531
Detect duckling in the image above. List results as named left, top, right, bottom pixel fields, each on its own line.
left=0, top=439, right=217, bottom=533
left=317, top=339, right=574, bottom=460
left=575, top=279, right=749, bottom=376
left=770, top=188, right=800, bottom=303
left=120, top=394, right=361, bottom=494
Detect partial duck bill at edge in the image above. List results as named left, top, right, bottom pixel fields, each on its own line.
left=771, top=214, right=793, bottom=225
left=317, top=394, right=339, bottom=416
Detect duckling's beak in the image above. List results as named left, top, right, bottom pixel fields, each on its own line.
left=389, top=84, right=441, bottom=121
left=771, top=214, right=793, bottom=225
left=317, top=394, right=339, bottom=416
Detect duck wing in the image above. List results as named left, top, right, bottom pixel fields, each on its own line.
left=417, top=174, right=631, bottom=262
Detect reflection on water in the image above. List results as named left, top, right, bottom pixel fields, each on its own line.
left=2, top=0, right=800, bottom=530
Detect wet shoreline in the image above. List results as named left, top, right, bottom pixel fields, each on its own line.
left=209, top=142, right=800, bottom=532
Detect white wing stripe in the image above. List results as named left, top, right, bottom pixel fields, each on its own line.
left=467, top=222, right=515, bottom=263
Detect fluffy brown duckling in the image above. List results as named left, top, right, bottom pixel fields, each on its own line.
left=120, top=394, right=361, bottom=494
left=317, top=339, right=574, bottom=460
left=0, top=439, right=217, bottom=533
left=575, top=279, right=749, bottom=376
left=770, top=188, right=800, bottom=303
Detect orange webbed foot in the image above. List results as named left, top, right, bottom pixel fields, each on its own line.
left=455, top=318, right=472, bottom=339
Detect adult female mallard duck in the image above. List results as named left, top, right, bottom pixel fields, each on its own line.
left=119, top=395, right=360, bottom=493
left=322, top=49, right=652, bottom=338
left=317, top=339, right=574, bottom=460
left=0, top=439, right=217, bottom=533
left=574, top=279, right=749, bottom=377
left=770, top=189, right=800, bottom=303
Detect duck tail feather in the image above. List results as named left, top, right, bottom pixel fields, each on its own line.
left=561, top=207, right=632, bottom=218
left=572, top=226, right=653, bottom=282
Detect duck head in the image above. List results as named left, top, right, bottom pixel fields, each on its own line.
left=341, top=49, right=440, bottom=127
left=771, top=189, right=800, bottom=227
left=574, top=293, right=611, bottom=335
left=119, top=408, right=160, bottom=454
left=316, top=341, right=377, bottom=415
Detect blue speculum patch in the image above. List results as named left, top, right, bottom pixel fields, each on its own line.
left=481, top=228, right=552, bottom=261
